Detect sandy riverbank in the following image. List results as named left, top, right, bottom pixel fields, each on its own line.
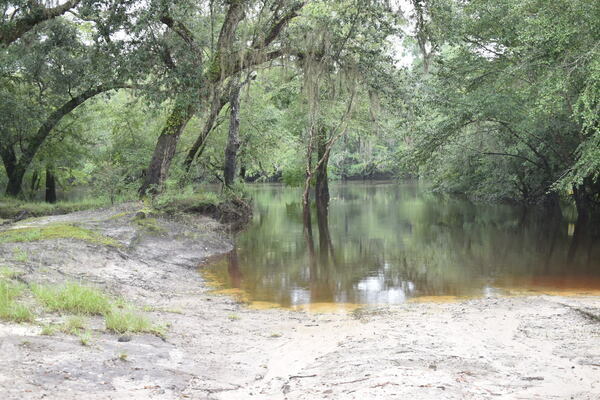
left=0, top=206, right=598, bottom=399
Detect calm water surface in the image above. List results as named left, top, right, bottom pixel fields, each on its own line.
left=202, top=182, right=600, bottom=307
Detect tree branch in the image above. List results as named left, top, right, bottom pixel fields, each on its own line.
left=159, top=14, right=200, bottom=53
left=19, top=83, right=127, bottom=170
left=1, top=0, right=81, bottom=46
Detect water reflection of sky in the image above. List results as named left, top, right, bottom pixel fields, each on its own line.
left=355, top=274, right=408, bottom=304
left=202, top=182, right=600, bottom=307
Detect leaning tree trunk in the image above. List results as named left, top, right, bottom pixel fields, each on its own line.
left=139, top=101, right=195, bottom=196
left=45, top=167, right=57, bottom=204
left=223, top=80, right=242, bottom=187
left=183, top=86, right=226, bottom=171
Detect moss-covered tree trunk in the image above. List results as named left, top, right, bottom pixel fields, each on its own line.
left=139, top=101, right=195, bottom=196
left=224, top=80, right=242, bottom=187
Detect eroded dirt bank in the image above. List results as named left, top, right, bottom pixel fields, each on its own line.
left=0, top=206, right=598, bottom=400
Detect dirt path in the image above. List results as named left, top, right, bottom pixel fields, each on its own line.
left=0, top=206, right=598, bottom=399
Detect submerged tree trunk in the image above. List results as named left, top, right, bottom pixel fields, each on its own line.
left=45, top=167, right=57, bottom=204
left=223, top=80, right=242, bottom=187
left=315, top=127, right=330, bottom=209
left=316, top=199, right=334, bottom=265
left=139, top=101, right=195, bottom=196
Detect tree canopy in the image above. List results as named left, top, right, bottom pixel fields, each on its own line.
left=0, top=0, right=598, bottom=221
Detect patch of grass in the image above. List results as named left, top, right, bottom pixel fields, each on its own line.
left=107, top=211, right=130, bottom=220
left=133, top=217, right=166, bottom=234
left=60, top=315, right=86, bottom=334
left=0, top=266, right=22, bottom=279
left=0, top=280, right=34, bottom=323
left=40, top=324, right=57, bottom=336
left=228, top=313, right=240, bottom=321
left=78, top=330, right=92, bottom=346
left=105, top=309, right=165, bottom=337
left=0, top=198, right=109, bottom=219
left=152, top=191, right=221, bottom=214
left=118, top=352, right=128, bottom=361
left=32, top=282, right=112, bottom=315
left=0, top=224, right=118, bottom=246
left=270, top=333, right=282, bottom=338
left=12, top=248, right=28, bottom=262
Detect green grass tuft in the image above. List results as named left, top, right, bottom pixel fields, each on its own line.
left=40, top=324, right=57, bottom=336
left=0, top=224, right=118, bottom=246
left=0, top=266, right=22, bottom=279
left=60, top=315, right=86, bottom=334
left=152, top=191, right=220, bottom=214
left=105, top=309, right=165, bottom=337
left=78, top=330, right=92, bottom=346
left=12, top=248, right=28, bottom=262
left=0, top=280, right=34, bottom=322
left=32, top=282, right=112, bottom=315
left=133, top=217, right=166, bottom=234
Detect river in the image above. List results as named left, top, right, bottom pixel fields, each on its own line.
left=202, top=181, right=600, bottom=309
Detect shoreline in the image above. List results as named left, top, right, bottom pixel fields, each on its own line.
left=0, top=206, right=598, bottom=399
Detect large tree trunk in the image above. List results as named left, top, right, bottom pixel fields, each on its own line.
left=573, top=179, right=600, bottom=224
left=1, top=146, right=24, bottom=197
left=315, top=127, right=330, bottom=209
left=45, top=167, right=57, bottom=204
left=5, top=167, right=26, bottom=197
left=139, top=101, right=195, bottom=196
left=224, top=80, right=242, bottom=187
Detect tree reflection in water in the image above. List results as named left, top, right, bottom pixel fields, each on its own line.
left=204, top=182, right=600, bottom=307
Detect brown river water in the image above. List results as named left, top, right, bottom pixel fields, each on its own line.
left=201, top=182, right=600, bottom=310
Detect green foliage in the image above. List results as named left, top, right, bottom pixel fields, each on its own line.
left=282, top=162, right=306, bottom=187
left=1, top=0, right=597, bottom=215
left=401, top=0, right=600, bottom=208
